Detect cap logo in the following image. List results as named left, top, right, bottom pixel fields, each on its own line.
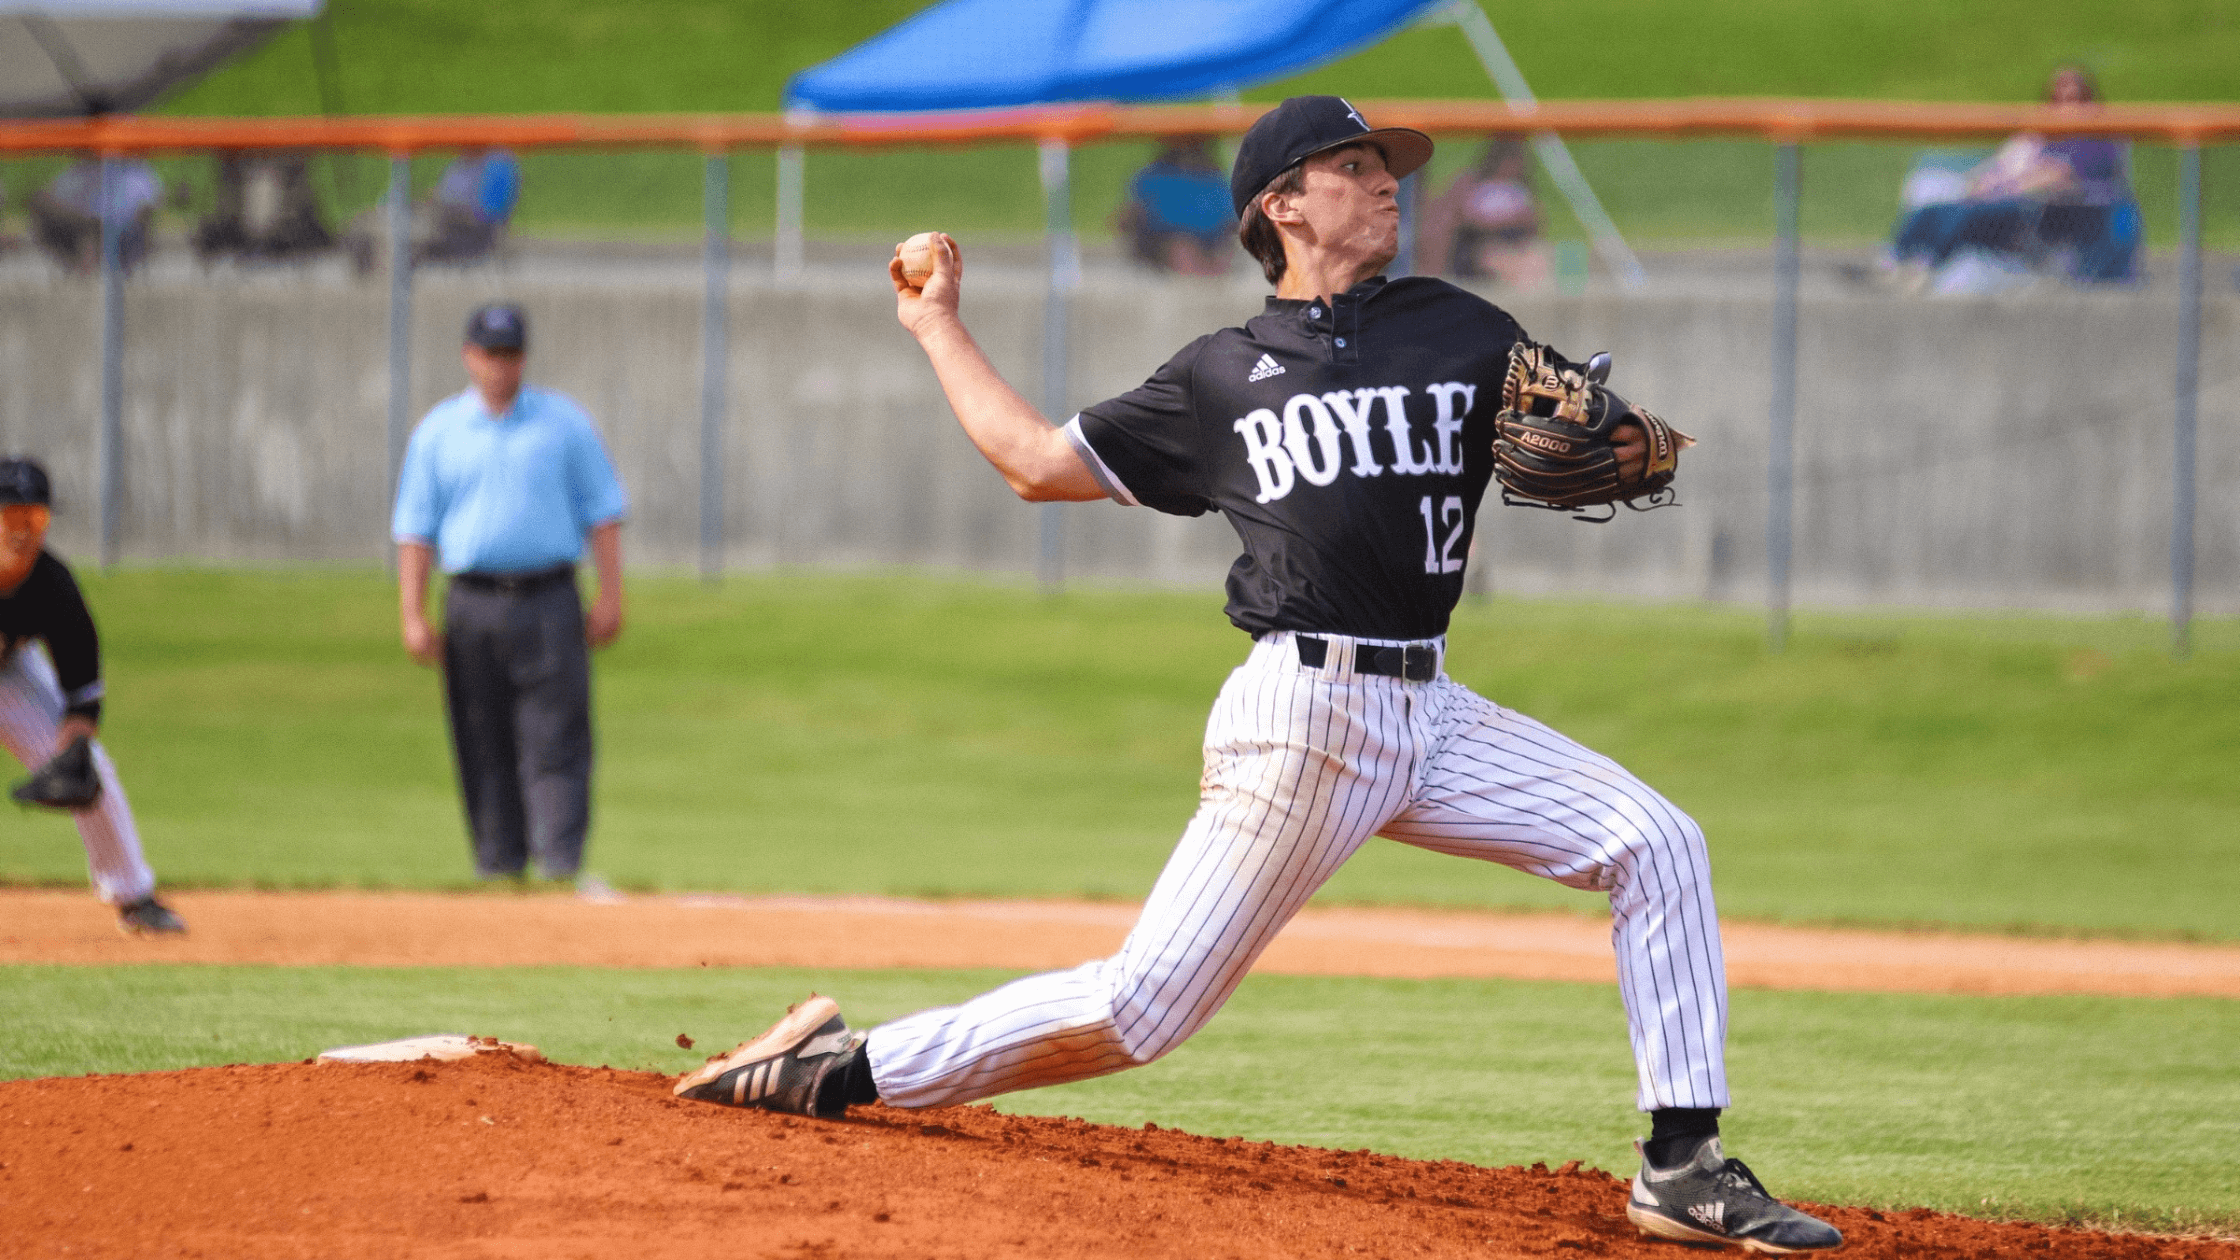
left=1339, top=97, right=1369, bottom=131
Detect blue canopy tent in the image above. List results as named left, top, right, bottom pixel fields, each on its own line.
left=777, top=0, right=1640, bottom=587
left=785, top=0, right=1445, bottom=115
left=779, top=0, right=1640, bottom=288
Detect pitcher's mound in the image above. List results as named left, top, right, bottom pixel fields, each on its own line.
left=1, top=1053, right=2228, bottom=1258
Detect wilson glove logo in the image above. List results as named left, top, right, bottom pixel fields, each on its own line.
left=1512, top=429, right=1574, bottom=455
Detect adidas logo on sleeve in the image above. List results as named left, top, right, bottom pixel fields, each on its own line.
left=1247, top=354, right=1285, bottom=383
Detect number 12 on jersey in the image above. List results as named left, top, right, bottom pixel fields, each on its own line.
left=1420, top=495, right=1466, bottom=575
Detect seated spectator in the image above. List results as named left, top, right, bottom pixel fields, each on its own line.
left=28, top=155, right=163, bottom=276
left=1416, top=138, right=1550, bottom=290
left=1114, top=136, right=1232, bottom=276
left=417, top=146, right=520, bottom=266
left=347, top=147, right=522, bottom=276
left=192, top=150, right=336, bottom=265
left=1884, top=66, right=2139, bottom=291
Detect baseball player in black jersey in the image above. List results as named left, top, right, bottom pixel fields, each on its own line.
left=676, top=98, right=1839, bottom=1254
left=0, top=458, right=183, bottom=935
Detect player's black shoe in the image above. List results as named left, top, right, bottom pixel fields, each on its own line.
left=1626, top=1135, right=1843, bottom=1254
left=116, top=896, right=186, bottom=936
left=673, top=995, right=863, bottom=1117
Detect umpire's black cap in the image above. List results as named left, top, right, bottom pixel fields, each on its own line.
left=1229, top=95, right=1434, bottom=217
left=0, top=458, right=51, bottom=507
left=464, top=302, right=528, bottom=351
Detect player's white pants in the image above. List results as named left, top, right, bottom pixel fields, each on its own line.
left=0, top=644, right=154, bottom=906
left=867, top=630, right=1728, bottom=1115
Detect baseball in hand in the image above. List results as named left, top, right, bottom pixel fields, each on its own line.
left=898, top=232, right=946, bottom=289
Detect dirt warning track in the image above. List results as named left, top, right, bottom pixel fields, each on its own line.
left=4, top=888, right=2238, bottom=997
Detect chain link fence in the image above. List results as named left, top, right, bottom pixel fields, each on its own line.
left=0, top=118, right=2231, bottom=629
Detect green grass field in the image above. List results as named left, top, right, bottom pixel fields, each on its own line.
left=2, top=568, right=2235, bottom=1232
left=3, top=568, right=2236, bottom=940
left=3, top=964, right=2234, bottom=1233
left=6, top=0, right=2230, bottom=248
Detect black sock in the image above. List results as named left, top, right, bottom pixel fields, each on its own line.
left=1644, top=1108, right=1720, bottom=1168
left=813, top=1043, right=880, bottom=1113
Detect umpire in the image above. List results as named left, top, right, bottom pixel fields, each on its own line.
left=391, top=303, right=629, bottom=884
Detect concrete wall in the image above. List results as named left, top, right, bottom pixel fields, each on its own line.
left=1, top=269, right=2234, bottom=613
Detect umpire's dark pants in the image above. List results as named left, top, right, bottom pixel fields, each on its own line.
left=442, top=567, right=593, bottom=880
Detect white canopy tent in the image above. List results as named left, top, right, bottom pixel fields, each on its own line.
left=0, top=0, right=317, bottom=118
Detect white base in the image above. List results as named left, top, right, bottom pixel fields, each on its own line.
left=315, top=1034, right=542, bottom=1064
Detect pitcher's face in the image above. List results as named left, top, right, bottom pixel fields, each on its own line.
left=0, top=504, right=50, bottom=592
left=1289, top=144, right=1401, bottom=270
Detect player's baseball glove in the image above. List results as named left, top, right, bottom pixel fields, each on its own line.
left=1493, top=342, right=1693, bottom=522
left=11, top=734, right=102, bottom=811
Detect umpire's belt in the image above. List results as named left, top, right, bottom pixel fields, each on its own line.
left=451, top=564, right=575, bottom=596
left=1294, top=635, right=1439, bottom=682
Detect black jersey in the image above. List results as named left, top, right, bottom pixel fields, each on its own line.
left=1066, top=275, right=1528, bottom=640
left=0, top=551, right=104, bottom=721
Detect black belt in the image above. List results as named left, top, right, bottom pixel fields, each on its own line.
left=1294, top=635, right=1438, bottom=682
left=451, top=564, right=575, bottom=596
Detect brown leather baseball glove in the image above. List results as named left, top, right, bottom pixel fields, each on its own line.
left=1493, top=343, right=1694, bottom=522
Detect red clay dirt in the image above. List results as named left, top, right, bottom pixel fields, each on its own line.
left=6, top=1052, right=2234, bottom=1260
left=7, top=888, right=2239, bottom=1256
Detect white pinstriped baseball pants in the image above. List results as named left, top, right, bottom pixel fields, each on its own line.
left=0, top=643, right=155, bottom=906
left=867, top=630, right=1728, bottom=1115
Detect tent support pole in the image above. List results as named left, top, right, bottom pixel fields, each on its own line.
left=1037, top=138, right=1075, bottom=596
left=701, top=151, right=730, bottom=582
left=1447, top=0, right=1646, bottom=288
left=97, top=157, right=124, bottom=569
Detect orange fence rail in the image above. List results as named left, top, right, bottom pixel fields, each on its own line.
left=3, top=98, right=2239, bottom=155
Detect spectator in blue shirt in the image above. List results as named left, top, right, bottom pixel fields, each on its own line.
left=392, top=302, right=628, bottom=886
left=347, top=147, right=522, bottom=275
left=417, top=147, right=521, bottom=267
left=1114, top=135, right=1233, bottom=276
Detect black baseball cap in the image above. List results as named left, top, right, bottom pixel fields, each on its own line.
left=1229, top=95, right=1434, bottom=218
left=0, top=458, right=51, bottom=507
left=464, top=302, right=528, bottom=351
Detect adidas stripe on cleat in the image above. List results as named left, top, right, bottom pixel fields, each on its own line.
left=1625, top=1136, right=1843, bottom=1254
left=673, top=995, right=863, bottom=1117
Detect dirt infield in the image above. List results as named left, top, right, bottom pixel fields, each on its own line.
left=6, top=888, right=2240, bottom=997
left=9, top=888, right=2239, bottom=1256
left=5, top=1051, right=2235, bottom=1260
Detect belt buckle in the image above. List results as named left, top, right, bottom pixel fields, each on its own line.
left=1401, top=643, right=1436, bottom=682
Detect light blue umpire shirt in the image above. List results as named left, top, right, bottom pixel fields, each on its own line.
left=391, top=385, right=630, bottom=574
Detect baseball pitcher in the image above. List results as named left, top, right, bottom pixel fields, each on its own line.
left=677, top=98, right=1838, bottom=1254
